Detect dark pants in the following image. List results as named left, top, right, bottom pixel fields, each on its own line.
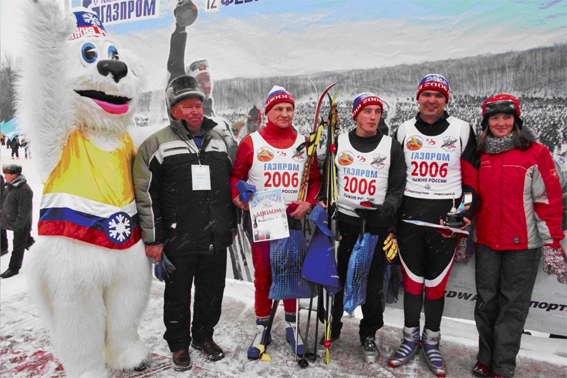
left=1, top=229, right=8, bottom=252
left=163, top=249, right=227, bottom=352
left=474, top=244, right=540, bottom=378
left=8, top=228, right=30, bottom=271
left=331, top=222, right=387, bottom=341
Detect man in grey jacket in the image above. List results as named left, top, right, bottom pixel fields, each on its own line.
left=133, top=76, right=236, bottom=371
left=0, top=164, right=33, bottom=278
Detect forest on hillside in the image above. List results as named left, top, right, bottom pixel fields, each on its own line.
left=207, top=44, right=566, bottom=112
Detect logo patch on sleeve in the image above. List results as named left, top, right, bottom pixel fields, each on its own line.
left=514, top=237, right=520, bottom=244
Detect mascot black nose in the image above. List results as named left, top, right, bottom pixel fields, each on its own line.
left=97, top=60, right=128, bottom=83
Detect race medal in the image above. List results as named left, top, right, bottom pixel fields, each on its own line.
left=192, top=165, right=211, bottom=191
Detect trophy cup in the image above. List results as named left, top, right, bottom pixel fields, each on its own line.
left=444, top=192, right=472, bottom=228
left=174, top=0, right=199, bottom=27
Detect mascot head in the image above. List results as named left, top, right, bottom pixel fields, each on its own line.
left=67, top=9, right=141, bottom=134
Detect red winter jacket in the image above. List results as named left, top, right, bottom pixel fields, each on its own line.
left=474, top=142, right=564, bottom=251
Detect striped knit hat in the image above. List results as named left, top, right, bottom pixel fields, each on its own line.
left=70, top=10, right=106, bottom=41
left=416, top=74, right=450, bottom=102
left=264, top=85, right=295, bottom=114
left=352, top=92, right=383, bottom=120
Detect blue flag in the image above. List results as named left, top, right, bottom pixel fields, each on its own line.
left=301, top=205, right=341, bottom=296
left=344, top=233, right=380, bottom=313
left=0, top=117, right=21, bottom=140
left=269, top=230, right=311, bottom=300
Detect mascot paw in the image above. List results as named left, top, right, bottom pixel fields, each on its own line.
left=33, top=0, right=76, bottom=40
left=107, top=339, right=149, bottom=371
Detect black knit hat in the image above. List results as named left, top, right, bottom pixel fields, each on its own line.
left=2, top=164, right=22, bottom=175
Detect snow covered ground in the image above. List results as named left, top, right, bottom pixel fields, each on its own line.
left=1, top=141, right=566, bottom=377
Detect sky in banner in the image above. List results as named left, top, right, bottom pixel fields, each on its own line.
left=1, top=0, right=566, bottom=89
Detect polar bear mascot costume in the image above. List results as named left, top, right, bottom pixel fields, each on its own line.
left=15, top=1, right=152, bottom=376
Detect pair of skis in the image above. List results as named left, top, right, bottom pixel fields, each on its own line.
left=254, top=82, right=340, bottom=365
left=319, top=87, right=341, bottom=365
left=227, top=214, right=252, bottom=282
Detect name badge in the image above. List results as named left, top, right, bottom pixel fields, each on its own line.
left=192, top=165, right=211, bottom=191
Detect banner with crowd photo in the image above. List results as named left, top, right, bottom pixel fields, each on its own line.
left=389, top=255, right=567, bottom=336
left=71, top=0, right=567, bottom=335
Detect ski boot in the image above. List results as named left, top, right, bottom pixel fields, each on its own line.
left=422, top=328, right=447, bottom=377
left=361, top=335, right=379, bottom=364
left=285, top=322, right=304, bottom=356
left=247, top=324, right=271, bottom=360
left=388, top=326, right=421, bottom=368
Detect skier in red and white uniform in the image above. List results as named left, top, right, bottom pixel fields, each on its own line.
left=389, top=74, right=479, bottom=377
left=230, top=86, right=321, bottom=359
left=318, top=93, right=406, bottom=363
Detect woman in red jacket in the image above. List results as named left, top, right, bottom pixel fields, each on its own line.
left=472, top=95, right=565, bottom=378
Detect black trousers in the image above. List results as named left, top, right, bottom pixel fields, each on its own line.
left=331, top=222, right=387, bottom=341
left=474, top=244, right=540, bottom=378
left=1, top=229, right=8, bottom=251
left=163, top=249, right=227, bottom=352
left=8, top=228, right=30, bottom=271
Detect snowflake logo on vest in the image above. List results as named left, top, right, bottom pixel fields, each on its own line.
left=104, top=212, right=132, bottom=245
left=441, top=136, right=458, bottom=152
left=371, top=153, right=387, bottom=170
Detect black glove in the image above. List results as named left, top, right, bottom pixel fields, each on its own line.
left=154, top=252, right=176, bottom=282
left=354, top=201, right=396, bottom=224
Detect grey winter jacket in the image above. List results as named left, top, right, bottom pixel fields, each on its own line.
left=133, top=117, right=236, bottom=254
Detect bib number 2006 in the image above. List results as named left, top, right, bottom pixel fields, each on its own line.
left=343, top=176, right=377, bottom=196
left=264, top=171, right=299, bottom=188
left=410, top=161, right=448, bottom=177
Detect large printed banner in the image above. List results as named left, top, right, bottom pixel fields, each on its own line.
left=81, top=0, right=160, bottom=25
left=390, top=255, right=567, bottom=336
left=60, top=0, right=566, bottom=336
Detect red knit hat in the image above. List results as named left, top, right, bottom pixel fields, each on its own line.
left=264, top=85, right=295, bottom=114
left=416, top=74, right=450, bottom=102
left=352, top=93, right=383, bottom=120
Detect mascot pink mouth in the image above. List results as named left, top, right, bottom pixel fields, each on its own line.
left=75, top=90, right=131, bottom=115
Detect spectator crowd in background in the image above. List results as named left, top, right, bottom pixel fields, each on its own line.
left=218, top=95, right=567, bottom=155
